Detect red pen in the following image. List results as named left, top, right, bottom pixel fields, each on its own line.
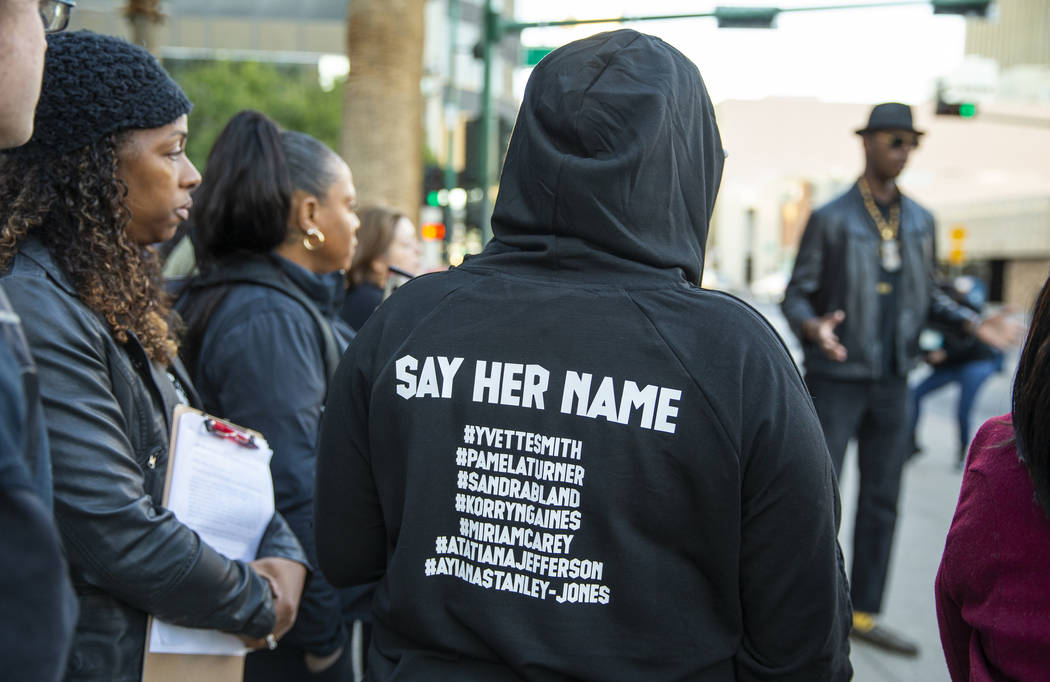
left=203, top=418, right=259, bottom=449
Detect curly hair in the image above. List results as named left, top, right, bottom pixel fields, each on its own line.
left=0, top=135, right=178, bottom=364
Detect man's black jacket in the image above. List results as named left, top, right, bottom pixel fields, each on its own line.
left=782, top=183, right=977, bottom=380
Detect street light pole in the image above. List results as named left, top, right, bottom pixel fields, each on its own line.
left=479, top=0, right=496, bottom=245
left=444, top=0, right=459, bottom=198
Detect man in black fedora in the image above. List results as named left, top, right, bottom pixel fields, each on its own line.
left=782, top=102, right=1021, bottom=655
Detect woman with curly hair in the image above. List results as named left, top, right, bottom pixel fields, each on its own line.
left=0, top=31, right=307, bottom=682
left=936, top=273, right=1050, bottom=680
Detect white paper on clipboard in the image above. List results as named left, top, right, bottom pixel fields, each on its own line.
left=147, top=408, right=275, bottom=655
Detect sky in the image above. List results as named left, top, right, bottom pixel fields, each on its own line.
left=513, top=0, right=970, bottom=104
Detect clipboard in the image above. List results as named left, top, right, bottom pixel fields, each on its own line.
left=141, top=405, right=272, bottom=682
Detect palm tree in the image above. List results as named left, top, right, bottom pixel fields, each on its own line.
left=343, top=0, right=426, bottom=226
left=123, top=0, right=164, bottom=54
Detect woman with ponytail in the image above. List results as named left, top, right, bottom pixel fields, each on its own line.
left=0, top=32, right=307, bottom=681
left=177, top=110, right=359, bottom=681
left=936, top=275, right=1050, bottom=680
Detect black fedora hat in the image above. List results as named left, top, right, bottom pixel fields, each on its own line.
left=855, top=102, right=924, bottom=136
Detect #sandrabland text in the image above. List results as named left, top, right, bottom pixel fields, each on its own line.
left=395, top=355, right=682, bottom=434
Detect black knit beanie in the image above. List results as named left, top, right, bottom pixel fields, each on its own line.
left=10, top=30, right=192, bottom=160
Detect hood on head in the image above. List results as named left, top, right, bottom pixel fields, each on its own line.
left=490, top=29, right=723, bottom=284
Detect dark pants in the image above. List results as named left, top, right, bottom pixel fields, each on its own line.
left=909, top=359, right=1000, bottom=459
left=244, top=643, right=354, bottom=682
left=807, top=375, right=909, bottom=615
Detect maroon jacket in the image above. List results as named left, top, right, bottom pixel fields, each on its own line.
left=936, top=416, right=1050, bottom=681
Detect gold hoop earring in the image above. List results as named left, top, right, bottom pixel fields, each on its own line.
left=303, top=227, right=326, bottom=251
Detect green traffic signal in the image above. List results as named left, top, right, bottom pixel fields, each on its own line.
left=426, top=190, right=450, bottom=207
left=935, top=82, right=979, bottom=118
left=936, top=100, right=978, bottom=117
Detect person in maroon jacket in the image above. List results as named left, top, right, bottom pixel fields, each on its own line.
left=935, top=273, right=1050, bottom=681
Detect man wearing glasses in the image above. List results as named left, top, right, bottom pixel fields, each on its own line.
left=0, top=1, right=77, bottom=680
left=0, top=1, right=70, bottom=146
left=782, top=102, right=1020, bottom=656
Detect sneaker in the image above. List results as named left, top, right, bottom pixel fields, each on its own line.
left=850, top=612, right=920, bottom=657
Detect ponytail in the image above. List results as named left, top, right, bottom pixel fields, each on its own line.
left=281, top=129, right=341, bottom=201
left=190, top=110, right=292, bottom=271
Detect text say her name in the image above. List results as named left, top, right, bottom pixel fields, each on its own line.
left=395, top=355, right=680, bottom=434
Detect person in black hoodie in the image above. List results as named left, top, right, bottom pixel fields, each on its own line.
left=315, top=30, right=851, bottom=680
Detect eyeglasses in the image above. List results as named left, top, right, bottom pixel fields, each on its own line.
left=40, top=0, right=75, bottom=34
left=873, top=131, right=921, bottom=151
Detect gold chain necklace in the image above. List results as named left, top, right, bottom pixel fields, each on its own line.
left=858, top=177, right=900, bottom=241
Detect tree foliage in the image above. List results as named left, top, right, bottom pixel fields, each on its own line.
left=164, top=59, right=344, bottom=172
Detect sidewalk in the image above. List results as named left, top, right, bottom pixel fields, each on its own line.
left=751, top=300, right=1018, bottom=681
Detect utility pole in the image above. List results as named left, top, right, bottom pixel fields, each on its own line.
left=444, top=0, right=460, bottom=197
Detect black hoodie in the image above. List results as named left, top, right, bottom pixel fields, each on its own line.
left=315, top=30, right=851, bottom=681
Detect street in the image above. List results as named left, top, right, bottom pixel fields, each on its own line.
left=751, top=300, right=1018, bottom=682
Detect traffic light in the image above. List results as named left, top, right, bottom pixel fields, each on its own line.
left=931, top=0, right=994, bottom=17
left=421, top=222, right=446, bottom=241
left=937, top=98, right=977, bottom=117
left=936, top=84, right=977, bottom=118
left=423, top=164, right=445, bottom=207
left=714, top=6, right=778, bottom=28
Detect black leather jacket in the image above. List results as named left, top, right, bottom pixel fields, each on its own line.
left=782, top=183, right=977, bottom=381
left=0, top=286, right=77, bottom=681
left=1, top=237, right=307, bottom=682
